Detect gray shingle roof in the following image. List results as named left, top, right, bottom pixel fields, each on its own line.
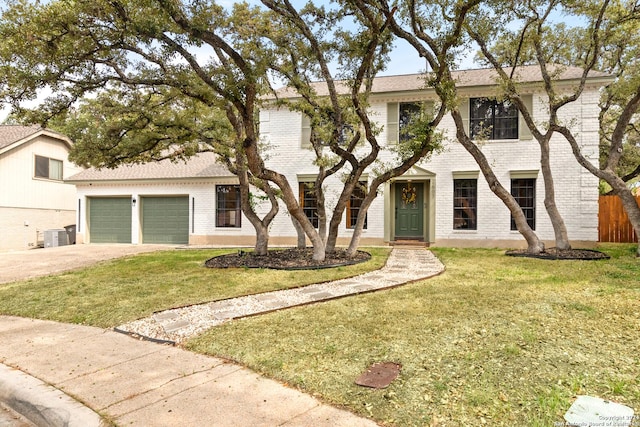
left=0, top=125, right=45, bottom=150
left=274, top=64, right=612, bottom=98
left=0, top=125, right=72, bottom=151
left=66, top=151, right=234, bottom=182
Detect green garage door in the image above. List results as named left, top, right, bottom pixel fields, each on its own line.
left=142, top=196, right=189, bottom=244
left=89, top=197, right=132, bottom=243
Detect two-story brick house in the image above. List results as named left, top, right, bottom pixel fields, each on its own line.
left=69, top=65, right=610, bottom=248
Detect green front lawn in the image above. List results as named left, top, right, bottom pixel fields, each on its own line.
left=185, top=244, right=640, bottom=426
left=0, top=247, right=390, bottom=327
left=1, top=244, right=638, bottom=426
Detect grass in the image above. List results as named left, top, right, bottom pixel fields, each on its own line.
left=184, top=243, right=640, bottom=426
left=1, top=243, right=638, bottom=426
left=0, top=247, right=390, bottom=327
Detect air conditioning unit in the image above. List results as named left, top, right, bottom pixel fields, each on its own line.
left=44, top=229, right=69, bottom=248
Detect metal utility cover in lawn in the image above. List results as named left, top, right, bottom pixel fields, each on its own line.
left=355, top=362, right=401, bottom=389
left=564, top=395, right=635, bottom=427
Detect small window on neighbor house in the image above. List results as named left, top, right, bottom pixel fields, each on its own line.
left=470, top=97, right=518, bottom=140
left=510, top=178, right=536, bottom=230
left=34, top=155, right=63, bottom=181
left=453, top=179, right=477, bottom=230
left=216, top=185, right=241, bottom=228
left=299, top=182, right=319, bottom=228
left=347, top=182, right=368, bottom=229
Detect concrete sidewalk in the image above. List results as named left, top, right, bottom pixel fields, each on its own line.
left=0, top=316, right=378, bottom=427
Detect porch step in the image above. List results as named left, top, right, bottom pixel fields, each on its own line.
left=391, top=240, right=428, bottom=247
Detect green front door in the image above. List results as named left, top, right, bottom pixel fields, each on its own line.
left=395, top=182, right=424, bottom=239
left=89, top=197, right=132, bottom=243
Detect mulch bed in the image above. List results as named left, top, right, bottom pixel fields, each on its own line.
left=205, top=248, right=371, bottom=270
left=505, top=247, right=610, bottom=260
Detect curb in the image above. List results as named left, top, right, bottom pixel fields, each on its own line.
left=0, top=364, right=106, bottom=427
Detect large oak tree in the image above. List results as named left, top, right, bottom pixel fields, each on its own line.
left=467, top=0, right=640, bottom=256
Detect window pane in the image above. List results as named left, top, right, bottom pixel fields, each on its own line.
left=216, top=185, right=241, bottom=228
left=300, top=182, right=319, bottom=228
left=453, top=179, right=477, bottom=230
left=35, top=155, right=49, bottom=178
left=399, top=102, right=421, bottom=143
left=510, top=178, right=536, bottom=230
left=470, top=98, right=494, bottom=139
left=347, top=182, right=367, bottom=229
left=49, top=159, right=63, bottom=180
left=494, top=100, right=519, bottom=139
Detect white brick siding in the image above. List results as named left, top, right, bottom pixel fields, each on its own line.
left=258, top=84, right=601, bottom=247
left=71, top=73, right=603, bottom=249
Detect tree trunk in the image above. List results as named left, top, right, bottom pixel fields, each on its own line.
left=558, top=126, right=640, bottom=256
left=451, top=110, right=545, bottom=254
left=253, top=225, right=270, bottom=255
left=290, top=214, right=307, bottom=248
left=346, top=188, right=376, bottom=257
left=242, top=137, right=326, bottom=261
left=238, top=187, right=271, bottom=256
left=237, top=175, right=276, bottom=256
left=316, top=177, right=328, bottom=245
left=540, top=138, right=571, bottom=250
left=325, top=178, right=359, bottom=253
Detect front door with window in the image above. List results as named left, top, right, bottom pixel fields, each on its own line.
left=395, top=182, right=424, bottom=239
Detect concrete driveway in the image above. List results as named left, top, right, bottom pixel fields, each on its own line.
left=0, top=244, right=175, bottom=284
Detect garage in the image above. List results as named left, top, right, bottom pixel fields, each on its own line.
left=89, top=197, right=132, bottom=243
left=141, top=196, right=189, bottom=244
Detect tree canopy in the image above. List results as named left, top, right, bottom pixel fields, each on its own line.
left=2, top=0, right=639, bottom=256
left=0, top=0, right=445, bottom=260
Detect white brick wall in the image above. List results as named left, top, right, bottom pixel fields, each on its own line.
left=72, top=84, right=601, bottom=248
left=259, top=85, right=601, bottom=246
left=75, top=180, right=260, bottom=245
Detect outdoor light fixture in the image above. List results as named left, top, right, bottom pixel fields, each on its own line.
left=132, top=198, right=137, bottom=206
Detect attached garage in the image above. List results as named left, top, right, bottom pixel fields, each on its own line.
left=141, top=196, right=189, bottom=244
left=89, top=197, right=132, bottom=243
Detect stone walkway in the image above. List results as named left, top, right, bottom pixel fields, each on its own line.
left=116, top=248, right=445, bottom=344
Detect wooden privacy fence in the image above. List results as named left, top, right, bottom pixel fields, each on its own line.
left=599, top=195, right=640, bottom=243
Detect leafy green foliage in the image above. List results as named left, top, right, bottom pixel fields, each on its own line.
left=50, top=89, right=233, bottom=168
left=0, top=0, right=273, bottom=167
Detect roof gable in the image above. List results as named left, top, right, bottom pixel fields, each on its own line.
left=0, top=125, right=73, bottom=153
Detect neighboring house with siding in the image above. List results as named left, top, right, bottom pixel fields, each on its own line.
left=67, top=65, right=609, bottom=248
left=0, top=125, right=82, bottom=251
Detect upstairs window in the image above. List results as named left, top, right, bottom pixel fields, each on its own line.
left=216, top=185, right=241, bottom=228
left=347, top=181, right=368, bottom=229
left=387, top=101, right=431, bottom=144
left=301, top=113, right=357, bottom=148
left=470, top=98, right=518, bottom=140
left=34, top=155, right=63, bottom=181
left=399, top=102, right=422, bottom=143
